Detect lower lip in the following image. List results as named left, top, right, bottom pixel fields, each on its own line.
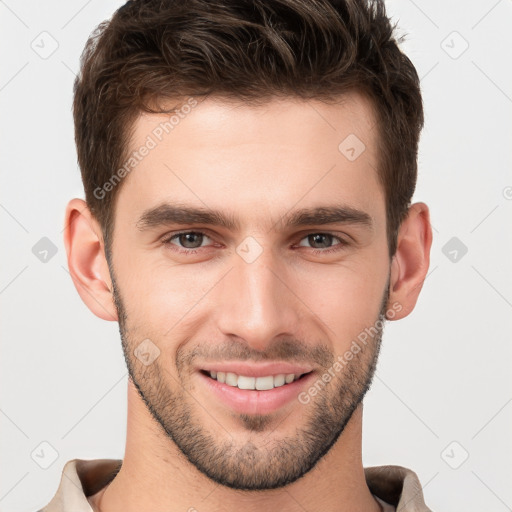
left=198, top=371, right=316, bottom=415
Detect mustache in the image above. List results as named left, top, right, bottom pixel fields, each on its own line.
left=177, top=337, right=334, bottom=371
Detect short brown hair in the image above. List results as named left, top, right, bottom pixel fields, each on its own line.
left=73, top=0, right=423, bottom=258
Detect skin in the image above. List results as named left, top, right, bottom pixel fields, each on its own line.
left=64, top=91, right=432, bottom=512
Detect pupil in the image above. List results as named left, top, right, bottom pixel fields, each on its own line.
left=181, top=233, right=201, bottom=248
left=311, top=234, right=330, bottom=248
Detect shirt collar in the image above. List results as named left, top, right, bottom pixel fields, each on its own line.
left=40, top=459, right=431, bottom=512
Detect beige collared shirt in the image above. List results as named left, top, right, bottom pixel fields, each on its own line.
left=36, top=458, right=432, bottom=512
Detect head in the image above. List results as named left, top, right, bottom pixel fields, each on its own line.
left=65, top=0, right=432, bottom=491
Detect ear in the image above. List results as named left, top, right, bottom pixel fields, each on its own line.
left=63, top=198, right=118, bottom=321
left=387, top=202, right=433, bottom=320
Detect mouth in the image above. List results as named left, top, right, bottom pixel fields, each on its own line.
left=196, top=364, right=316, bottom=416
left=199, top=369, right=312, bottom=390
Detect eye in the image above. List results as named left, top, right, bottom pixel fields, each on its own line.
left=296, top=233, right=348, bottom=254
left=161, top=231, right=214, bottom=254
left=160, top=230, right=349, bottom=257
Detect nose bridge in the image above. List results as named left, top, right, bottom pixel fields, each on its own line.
left=216, top=245, right=299, bottom=350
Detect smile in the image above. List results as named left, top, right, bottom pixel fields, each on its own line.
left=203, top=370, right=309, bottom=390
left=197, top=366, right=316, bottom=415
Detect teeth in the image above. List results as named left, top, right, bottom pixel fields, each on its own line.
left=274, top=374, right=285, bottom=387
left=208, top=371, right=304, bottom=390
left=255, top=375, right=274, bottom=390
left=237, top=375, right=256, bottom=390
left=225, top=372, right=238, bottom=386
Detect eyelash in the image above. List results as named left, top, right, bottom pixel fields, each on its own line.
left=160, top=230, right=349, bottom=256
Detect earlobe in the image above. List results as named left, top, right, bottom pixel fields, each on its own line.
left=387, top=202, right=433, bottom=320
left=63, top=198, right=118, bottom=321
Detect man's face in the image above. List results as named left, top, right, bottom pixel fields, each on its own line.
left=107, top=93, right=391, bottom=490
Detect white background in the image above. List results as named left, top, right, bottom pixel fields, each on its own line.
left=1, top=1, right=511, bottom=511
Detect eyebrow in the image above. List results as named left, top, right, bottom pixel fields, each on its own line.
left=136, top=203, right=373, bottom=232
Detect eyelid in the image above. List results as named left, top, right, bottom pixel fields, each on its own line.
left=293, top=229, right=354, bottom=244
left=161, top=229, right=216, bottom=246
left=161, top=229, right=351, bottom=251
left=295, top=232, right=348, bottom=247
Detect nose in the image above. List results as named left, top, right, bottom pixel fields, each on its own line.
left=215, top=246, right=302, bottom=352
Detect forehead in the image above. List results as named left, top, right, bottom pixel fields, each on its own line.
left=115, top=92, right=384, bottom=230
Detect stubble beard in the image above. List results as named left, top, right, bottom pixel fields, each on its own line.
left=111, top=271, right=389, bottom=490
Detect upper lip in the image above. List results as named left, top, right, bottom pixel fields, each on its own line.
left=198, top=362, right=314, bottom=378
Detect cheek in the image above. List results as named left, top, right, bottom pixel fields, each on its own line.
left=293, top=257, right=388, bottom=345
left=116, top=255, right=217, bottom=339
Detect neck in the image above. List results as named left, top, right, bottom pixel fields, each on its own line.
left=89, top=380, right=381, bottom=512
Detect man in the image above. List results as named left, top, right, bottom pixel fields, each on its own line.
left=40, top=0, right=433, bottom=510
